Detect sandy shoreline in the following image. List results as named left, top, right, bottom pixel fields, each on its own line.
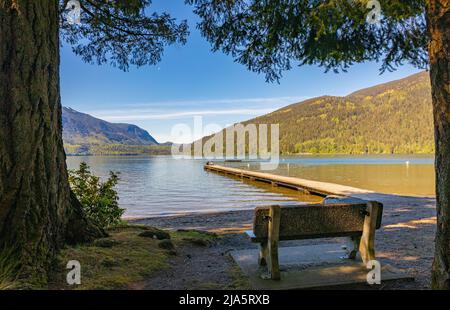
left=130, top=192, right=436, bottom=233
left=130, top=191, right=436, bottom=289
left=130, top=209, right=255, bottom=234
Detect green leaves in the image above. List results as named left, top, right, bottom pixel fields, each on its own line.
left=61, top=0, right=189, bottom=71
left=58, top=1, right=428, bottom=77
left=69, top=162, right=124, bottom=229
left=187, top=0, right=428, bottom=82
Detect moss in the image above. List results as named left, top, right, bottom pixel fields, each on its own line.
left=194, top=281, right=224, bottom=290
left=0, top=246, right=50, bottom=290
left=227, top=259, right=252, bottom=290
left=93, top=238, right=120, bottom=248
left=157, top=239, right=175, bottom=250
left=47, top=226, right=221, bottom=290
left=171, top=230, right=219, bottom=244
left=181, top=238, right=213, bottom=247
left=138, top=228, right=171, bottom=240
left=108, top=223, right=148, bottom=232
left=49, top=226, right=169, bottom=290
left=2, top=223, right=239, bottom=290
left=0, top=248, right=19, bottom=290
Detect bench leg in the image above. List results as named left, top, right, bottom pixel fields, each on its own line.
left=348, top=236, right=361, bottom=259
left=267, top=205, right=281, bottom=280
left=359, top=201, right=381, bottom=264
left=259, top=242, right=268, bottom=266
left=267, top=239, right=280, bottom=280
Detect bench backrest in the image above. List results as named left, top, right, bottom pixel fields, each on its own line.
left=253, top=203, right=383, bottom=241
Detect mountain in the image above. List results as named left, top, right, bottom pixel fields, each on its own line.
left=200, top=71, right=434, bottom=154
left=62, top=107, right=169, bottom=155
left=62, top=107, right=158, bottom=146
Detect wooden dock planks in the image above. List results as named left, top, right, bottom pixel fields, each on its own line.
left=204, top=163, right=376, bottom=199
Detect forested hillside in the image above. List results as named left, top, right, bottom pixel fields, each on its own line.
left=62, top=107, right=172, bottom=155
left=63, top=107, right=158, bottom=146
left=244, top=71, right=433, bottom=154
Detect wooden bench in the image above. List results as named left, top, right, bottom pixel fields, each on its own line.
left=245, top=200, right=383, bottom=280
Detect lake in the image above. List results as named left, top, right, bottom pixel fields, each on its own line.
left=66, top=155, right=435, bottom=218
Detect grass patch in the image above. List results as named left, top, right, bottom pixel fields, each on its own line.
left=49, top=226, right=170, bottom=290
left=49, top=226, right=220, bottom=290
left=171, top=229, right=219, bottom=244
left=227, top=259, right=252, bottom=290
left=0, top=247, right=19, bottom=290
left=2, top=226, right=225, bottom=290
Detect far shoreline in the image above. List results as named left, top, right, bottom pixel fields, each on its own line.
left=66, top=152, right=436, bottom=157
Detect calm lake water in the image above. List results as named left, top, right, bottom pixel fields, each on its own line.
left=66, top=155, right=435, bottom=218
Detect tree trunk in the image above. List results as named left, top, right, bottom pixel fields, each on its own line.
left=0, top=0, right=104, bottom=286
left=426, top=1, right=450, bottom=289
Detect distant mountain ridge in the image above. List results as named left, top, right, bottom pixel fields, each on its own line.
left=62, top=107, right=158, bottom=146
left=198, top=71, right=434, bottom=155
left=62, top=107, right=172, bottom=155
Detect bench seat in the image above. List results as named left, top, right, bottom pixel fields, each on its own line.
left=247, top=201, right=383, bottom=280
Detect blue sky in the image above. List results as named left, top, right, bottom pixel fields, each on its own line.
left=60, top=0, right=422, bottom=143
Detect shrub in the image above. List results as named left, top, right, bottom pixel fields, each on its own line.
left=69, top=162, right=124, bottom=229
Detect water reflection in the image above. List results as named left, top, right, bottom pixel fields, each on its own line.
left=66, top=155, right=435, bottom=218
left=232, top=155, right=435, bottom=197
left=66, top=156, right=322, bottom=218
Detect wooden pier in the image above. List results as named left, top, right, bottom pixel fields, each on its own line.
left=204, top=162, right=375, bottom=199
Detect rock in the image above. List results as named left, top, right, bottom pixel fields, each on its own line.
left=138, top=227, right=170, bottom=240
left=93, top=238, right=119, bottom=248
left=182, top=237, right=213, bottom=247
left=167, top=250, right=177, bottom=256
left=158, top=239, right=175, bottom=250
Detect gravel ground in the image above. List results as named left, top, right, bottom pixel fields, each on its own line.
left=131, top=193, right=436, bottom=290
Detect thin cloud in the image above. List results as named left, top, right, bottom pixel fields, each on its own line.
left=93, top=96, right=307, bottom=110
left=88, top=96, right=309, bottom=122
left=96, top=108, right=278, bottom=121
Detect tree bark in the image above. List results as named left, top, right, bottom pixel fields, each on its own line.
left=426, top=0, right=450, bottom=289
left=0, top=0, right=104, bottom=285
